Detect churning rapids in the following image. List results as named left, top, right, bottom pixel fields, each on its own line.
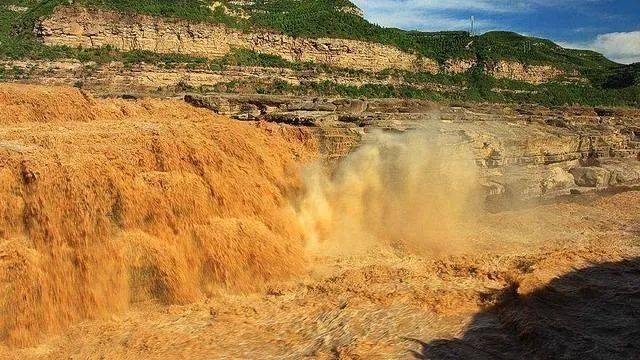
left=0, top=84, right=638, bottom=359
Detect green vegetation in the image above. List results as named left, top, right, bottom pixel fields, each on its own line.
left=379, top=69, right=468, bottom=87
left=600, top=63, right=640, bottom=89
left=0, top=1, right=360, bottom=70
left=234, top=1, right=620, bottom=76
left=0, top=0, right=117, bottom=61
left=206, top=77, right=638, bottom=108
left=0, top=0, right=240, bottom=61
left=373, top=68, right=638, bottom=107
left=474, top=32, right=616, bottom=73
left=210, top=48, right=356, bottom=73
left=207, top=79, right=446, bottom=101
left=81, top=0, right=239, bottom=25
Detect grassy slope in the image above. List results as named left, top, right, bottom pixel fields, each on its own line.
left=0, top=0, right=638, bottom=107
left=601, top=63, right=640, bottom=89
left=235, top=1, right=620, bottom=75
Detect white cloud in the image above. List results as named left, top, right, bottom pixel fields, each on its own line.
left=559, top=31, right=640, bottom=64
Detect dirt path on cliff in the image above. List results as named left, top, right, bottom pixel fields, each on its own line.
left=0, top=84, right=638, bottom=359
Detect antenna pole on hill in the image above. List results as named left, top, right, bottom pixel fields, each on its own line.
left=470, top=16, right=476, bottom=36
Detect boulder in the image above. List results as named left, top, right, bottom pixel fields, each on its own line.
left=569, top=167, right=611, bottom=187
left=481, top=181, right=506, bottom=196
left=332, top=99, right=367, bottom=114
left=286, top=100, right=337, bottom=112
left=542, top=167, right=575, bottom=193
left=264, top=112, right=338, bottom=127
left=366, top=99, right=437, bottom=113
left=601, top=161, right=640, bottom=186
left=184, top=95, right=233, bottom=114
left=239, top=103, right=262, bottom=118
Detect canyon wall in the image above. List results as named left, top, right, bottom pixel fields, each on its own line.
left=36, top=6, right=569, bottom=83
left=184, top=93, right=640, bottom=199
left=444, top=59, right=578, bottom=85
left=37, top=6, right=440, bottom=73
left=486, top=60, right=577, bottom=84
left=0, top=60, right=464, bottom=95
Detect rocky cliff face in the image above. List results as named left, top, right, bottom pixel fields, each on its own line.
left=0, top=59, right=465, bottom=95
left=37, top=6, right=439, bottom=73
left=486, top=60, right=578, bottom=84
left=338, top=4, right=364, bottom=17
left=443, top=59, right=577, bottom=85
left=4, top=57, right=636, bottom=196
left=35, top=6, right=570, bottom=83
left=184, top=93, right=640, bottom=199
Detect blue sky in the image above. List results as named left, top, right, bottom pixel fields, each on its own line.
left=351, top=0, right=640, bottom=64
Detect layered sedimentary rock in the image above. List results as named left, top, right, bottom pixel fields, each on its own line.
left=444, top=59, right=577, bottom=85
left=35, top=6, right=570, bottom=83
left=0, top=58, right=572, bottom=98
left=487, top=60, right=574, bottom=84
left=37, top=6, right=440, bottom=73
left=186, top=93, right=640, bottom=198
left=1, top=60, right=462, bottom=95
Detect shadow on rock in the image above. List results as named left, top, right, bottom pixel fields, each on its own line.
left=411, top=258, right=640, bottom=359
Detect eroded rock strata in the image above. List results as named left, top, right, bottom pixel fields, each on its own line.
left=34, top=6, right=570, bottom=83
left=185, top=93, right=640, bottom=199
